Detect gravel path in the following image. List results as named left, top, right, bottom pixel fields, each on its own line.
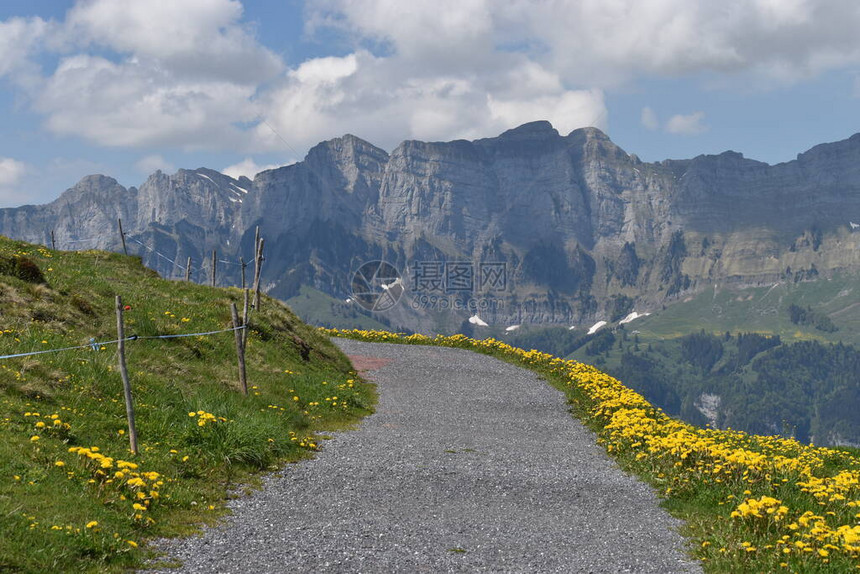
left=150, top=340, right=702, bottom=573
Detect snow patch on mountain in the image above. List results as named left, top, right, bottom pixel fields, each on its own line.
left=587, top=321, right=607, bottom=335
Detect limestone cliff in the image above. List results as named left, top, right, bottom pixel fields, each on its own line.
left=2, top=123, right=860, bottom=331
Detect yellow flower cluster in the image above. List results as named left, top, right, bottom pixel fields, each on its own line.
left=327, top=328, right=860, bottom=568
left=24, top=411, right=72, bottom=440
left=187, top=410, right=226, bottom=427
left=287, top=431, right=318, bottom=450
left=68, top=446, right=163, bottom=522
left=731, top=495, right=789, bottom=522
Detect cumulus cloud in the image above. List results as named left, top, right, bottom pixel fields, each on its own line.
left=641, top=107, right=659, bottom=130
left=313, top=0, right=860, bottom=87
left=488, top=90, right=607, bottom=135
left=666, top=111, right=708, bottom=135
left=491, top=0, right=860, bottom=86
left=6, top=0, right=860, bottom=162
left=12, top=0, right=280, bottom=150
left=0, top=157, right=29, bottom=206
left=36, top=54, right=259, bottom=148
left=222, top=158, right=282, bottom=180
left=0, top=157, right=26, bottom=186
left=64, top=0, right=282, bottom=84
left=135, top=154, right=175, bottom=175
left=259, top=0, right=860, bottom=152
left=257, top=49, right=607, bottom=153
left=0, top=16, right=56, bottom=92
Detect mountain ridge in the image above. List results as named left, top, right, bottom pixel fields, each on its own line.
left=3, top=122, right=860, bottom=333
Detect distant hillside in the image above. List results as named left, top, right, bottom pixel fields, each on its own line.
left=498, top=273, right=860, bottom=446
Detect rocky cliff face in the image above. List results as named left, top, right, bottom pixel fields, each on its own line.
left=3, top=122, right=860, bottom=331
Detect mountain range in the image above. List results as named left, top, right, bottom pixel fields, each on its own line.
left=3, top=120, right=860, bottom=333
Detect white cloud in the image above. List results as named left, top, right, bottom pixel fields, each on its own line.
left=313, top=0, right=860, bottom=87
left=0, top=16, right=55, bottom=91
left=641, top=107, right=659, bottom=130
left=11, top=0, right=281, bottom=150
left=222, top=158, right=281, bottom=180
left=35, top=54, right=259, bottom=148
left=256, top=0, right=860, bottom=153
left=500, top=0, right=860, bottom=86
left=487, top=90, right=607, bottom=136
left=0, top=157, right=29, bottom=207
left=64, top=0, right=282, bottom=84
left=135, top=154, right=175, bottom=175
left=0, top=17, right=45, bottom=76
left=0, top=157, right=26, bottom=186
left=257, top=48, right=606, bottom=154
left=6, top=0, right=860, bottom=166
left=309, top=0, right=495, bottom=71
left=666, top=111, right=708, bottom=135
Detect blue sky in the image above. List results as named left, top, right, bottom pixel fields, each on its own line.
left=0, top=0, right=858, bottom=207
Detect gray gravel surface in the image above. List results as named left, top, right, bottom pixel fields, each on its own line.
left=149, top=340, right=702, bottom=573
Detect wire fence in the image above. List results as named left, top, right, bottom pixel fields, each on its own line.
left=47, top=225, right=263, bottom=289
left=1, top=293, right=253, bottom=454
left=127, top=236, right=191, bottom=272
left=6, top=224, right=266, bottom=453
left=0, top=325, right=247, bottom=361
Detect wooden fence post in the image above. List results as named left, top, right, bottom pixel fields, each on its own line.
left=242, top=288, right=250, bottom=347
left=118, top=219, right=128, bottom=255
left=211, top=249, right=217, bottom=287
left=115, top=296, right=139, bottom=455
left=240, top=257, right=246, bottom=290
left=252, top=226, right=260, bottom=300
left=50, top=230, right=55, bottom=250
left=253, top=238, right=264, bottom=310
left=230, top=302, right=248, bottom=395
left=185, top=257, right=192, bottom=282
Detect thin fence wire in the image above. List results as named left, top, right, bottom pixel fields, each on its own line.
left=51, top=233, right=254, bottom=277
left=127, top=237, right=192, bottom=272
left=0, top=325, right=246, bottom=361
left=58, top=237, right=104, bottom=245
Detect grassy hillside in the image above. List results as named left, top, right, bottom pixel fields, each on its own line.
left=285, top=284, right=394, bottom=331
left=628, top=273, right=860, bottom=346
left=0, top=237, right=374, bottom=573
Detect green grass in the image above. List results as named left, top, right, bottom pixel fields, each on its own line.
left=285, top=284, right=393, bottom=331
left=625, top=273, right=860, bottom=348
left=0, top=238, right=375, bottom=573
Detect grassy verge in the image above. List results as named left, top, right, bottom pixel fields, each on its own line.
left=0, top=237, right=375, bottom=573
left=327, top=328, right=860, bottom=573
